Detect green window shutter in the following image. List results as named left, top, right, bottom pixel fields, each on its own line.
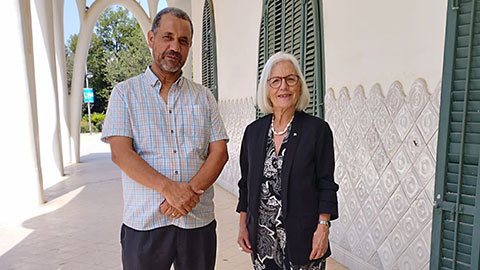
left=256, top=0, right=325, bottom=118
left=431, top=1, right=480, bottom=269
left=201, top=0, right=218, bottom=100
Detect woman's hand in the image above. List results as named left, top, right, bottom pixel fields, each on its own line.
left=309, top=223, right=329, bottom=260
left=238, top=212, right=252, bottom=253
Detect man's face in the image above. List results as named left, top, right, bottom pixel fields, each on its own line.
left=148, top=13, right=192, bottom=74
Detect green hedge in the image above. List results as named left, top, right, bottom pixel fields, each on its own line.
left=81, top=112, right=105, bottom=133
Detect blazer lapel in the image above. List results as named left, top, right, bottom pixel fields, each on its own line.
left=280, top=111, right=303, bottom=218
left=250, top=114, right=271, bottom=216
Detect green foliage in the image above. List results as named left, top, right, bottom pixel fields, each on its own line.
left=81, top=112, right=105, bottom=133
left=65, top=6, right=152, bottom=115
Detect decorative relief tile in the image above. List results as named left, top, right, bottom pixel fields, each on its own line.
left=343, top=138, right=357, bottom=165
left=372, top=144, right=389, bottom=176
left=400, top=169, right=422, bottom=203
left=399, top=208, right=420, bottom=245
left=412, top=191, right=433, bottom=227
left=346, top=162, right=361, bottom=185
left=394, top=104, right=414, bottom=141
left=380, top=164, right=400, bottom=197
left=343, top=104, right=357, bottom=135
left=407, top=79, right=430, bottom=120
left=367, top=83, right=385, bottom=115
left=381, top=124, right=402, bottom=159
left=355, top=142, right=370, bottom=169
left=372, top=182, right=388, bottom=210
left=404, top=126, right=426, bottom=161
left=351, top=85, right=367, bottom=114
left=432, top=81, right=442, bottom=114
left=348, top=227, right=361, bottom=249
left=379, top=202, right=397, bottom=235
left=368, top=252, right=384, bottom=269
left=396, top=253, right=416, bottom=270
left=416, top=102, right=439, bottom=143
left=332, top=122, right=347, bottom=151
left=363, top=196, right=379, bottom=224
left=425, top=176, right=435, bottom=203
left=428, top=130, right=438, bottom=159
left=340, top=234, right=352, bottom=251
left=408, top=234, right=429, bottom=268
left=389, top=187, right=409, bottom=220
left=356, top=105, right=373, bottom=138
left=338, top=87, right=351, bottom=118
left=355, top=177, right=369, bottom=204
left=325, top=88, right=337, bottom=118
left=350, top=122, right=365, bottom=147
left=378, top=240, right=395, bottom=269
left=351, top=241, right=364, bottom=259
left=362, top=233, right=376, bottom=260
left=371, top=217, right=387, bottom=248
left=385, top=81, right=405, bottom=119
left=388, top=226, right=407, bottom=258
left=334, top=157, right=347, bottom=184
left=347, top=192, right=361, bottom=220
left=353, top=212, right=368, bottom=237
left=363, top=161, right=379, bottom=193
left=392, top=147, right=412, bottom=179
left=365, top=126, right=381, bottom=157
left=421, top=221, right=433, bottom=252
left=413, top=147, right=435, bottom=187
left=373, top=104, right=392, bottom=135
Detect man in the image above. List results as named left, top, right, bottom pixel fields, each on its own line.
left=101, top=7, right=228, bottom=270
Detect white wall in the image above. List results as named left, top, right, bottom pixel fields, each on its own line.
left=191, top=0, right=262, bottom=100
left=323, top=0, right=448, bottom=95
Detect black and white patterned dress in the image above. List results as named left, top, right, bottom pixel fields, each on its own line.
left=253, top=123, right=323, bottom=270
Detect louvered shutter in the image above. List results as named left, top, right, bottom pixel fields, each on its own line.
left=201, top=0, right=218, bottom=100
left=431, top=1, right=480, bottom=269
left=256, top=0, right=325, bottom=118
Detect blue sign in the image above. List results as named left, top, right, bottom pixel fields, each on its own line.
left=83, top=88, right=94, bottom=103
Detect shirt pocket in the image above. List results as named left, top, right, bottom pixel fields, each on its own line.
left=183, top=105, right=209, bottom=155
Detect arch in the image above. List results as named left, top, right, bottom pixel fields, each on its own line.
left=70, top=0, right=150, bottom=162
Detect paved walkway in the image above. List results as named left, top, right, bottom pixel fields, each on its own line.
left=0, top=133, right=346, bottom=270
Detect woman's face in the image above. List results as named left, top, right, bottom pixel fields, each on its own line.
left=268, top=61, right=301, bottom=111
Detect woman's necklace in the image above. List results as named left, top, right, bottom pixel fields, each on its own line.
left=271, top=114, right=294, bottom=136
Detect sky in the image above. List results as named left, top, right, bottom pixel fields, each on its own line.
left=63, top=0, right=168, bottom=44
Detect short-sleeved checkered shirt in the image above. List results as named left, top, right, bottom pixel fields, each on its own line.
left=101, top=67, right=228, bottom=230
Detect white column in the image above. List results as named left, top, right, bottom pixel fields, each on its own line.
left=0, top=0, right=44, bottom=208
left=31, top=0, right=65, bottom=185
left=53, top=1, right=72, bottom=165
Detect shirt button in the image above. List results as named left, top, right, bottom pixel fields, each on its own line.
left=173, top=150, right=177, bottom=154
left=169, top=110, right=172, bottom=114
left=170, top=130, right=174, bottom=134
left=175, top=171, right=178, bottom=175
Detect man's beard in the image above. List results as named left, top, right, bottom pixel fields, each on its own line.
left=158, top=50, right=184, bottom=73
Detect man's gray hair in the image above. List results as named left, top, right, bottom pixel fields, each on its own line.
left=257, top=52, right=311, bottom=114
left=151, top=7, right=193, bottom=37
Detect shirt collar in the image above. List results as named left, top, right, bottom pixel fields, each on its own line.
left=145, top=66, right=184, bottom=90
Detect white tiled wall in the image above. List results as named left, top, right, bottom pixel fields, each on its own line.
left=216, top=78, right=440, bottom=270
left=327, top=79, right=441, bottom=270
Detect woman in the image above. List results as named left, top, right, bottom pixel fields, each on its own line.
left=236, top=52, right=339, bottom=270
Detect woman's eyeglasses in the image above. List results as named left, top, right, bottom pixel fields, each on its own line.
left=267, top=74, right=299, bottom=89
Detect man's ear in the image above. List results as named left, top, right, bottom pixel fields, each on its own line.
left=147, top=30, right=154, bottom=49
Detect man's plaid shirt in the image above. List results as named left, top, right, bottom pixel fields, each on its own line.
left=101, top=67, right=228, bottom=230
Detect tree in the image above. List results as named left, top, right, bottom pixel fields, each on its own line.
left=65, top=6, right=152, bottom=114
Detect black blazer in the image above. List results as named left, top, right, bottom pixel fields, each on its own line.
left=236, top=111, right=339, bottom=265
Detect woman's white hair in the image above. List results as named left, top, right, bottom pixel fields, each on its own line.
left=257, top=52, right=310, bottom=114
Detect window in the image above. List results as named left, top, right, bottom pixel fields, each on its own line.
left=201, top=0, right=218, bottom=100
left=431, top=1, right=480, bottom=269
left=257, top=0, right=325, bottom=118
